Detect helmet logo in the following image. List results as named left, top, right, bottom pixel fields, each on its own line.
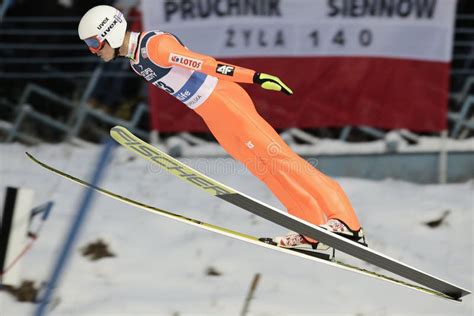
left=100, top=19, right=118, bottom=38
left=97, top=17, right=109, bottom=30
left=114, top=13, right=123, bottom=23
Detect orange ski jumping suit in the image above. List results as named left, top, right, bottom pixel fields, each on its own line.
left=128, top=31, right=362, bottom=234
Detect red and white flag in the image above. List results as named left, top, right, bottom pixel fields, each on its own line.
left=142, top=0, right=457, bottom=132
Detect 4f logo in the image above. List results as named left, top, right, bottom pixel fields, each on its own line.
left=216, top=64, right=235, bottom=76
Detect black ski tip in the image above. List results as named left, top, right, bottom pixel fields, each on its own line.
left=25, top=152, right=37, bottom=162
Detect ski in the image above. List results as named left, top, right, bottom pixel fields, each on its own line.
left=26, top=152, right=458, bottom=301
left=109, top=126, right=471, bottom=301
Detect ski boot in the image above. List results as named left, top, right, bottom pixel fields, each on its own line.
left=320, top=219, right=368, bottom=247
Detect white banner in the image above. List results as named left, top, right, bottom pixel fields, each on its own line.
left=142, top=0, right=457, bottom=61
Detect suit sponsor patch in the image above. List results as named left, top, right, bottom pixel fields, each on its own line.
left=216, top=64, right=235, bottom=76
left=169, top=53, right=203, bottom=70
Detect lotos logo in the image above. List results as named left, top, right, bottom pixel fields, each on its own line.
left=170, top=55, right=181, bottom=63
left=97, top=17, right=109, bottom=30
left=169, top=53, right=203, bottom=70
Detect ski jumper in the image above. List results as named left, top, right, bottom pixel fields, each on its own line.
left=129, top=31, right=362, bottom=233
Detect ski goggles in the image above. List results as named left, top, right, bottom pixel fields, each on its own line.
left=84, top=36, right=105, bottom=53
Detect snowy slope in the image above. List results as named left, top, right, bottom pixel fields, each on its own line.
left=0, top=143, right=472, bottom=316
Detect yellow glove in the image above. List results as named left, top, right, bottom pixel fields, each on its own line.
left=253, top=72, right=293, bottom=95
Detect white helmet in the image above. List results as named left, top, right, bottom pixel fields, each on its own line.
left=78, top=5, right=127, bottom=49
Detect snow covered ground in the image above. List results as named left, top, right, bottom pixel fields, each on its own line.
left=0, top=143, right=472, bottom=316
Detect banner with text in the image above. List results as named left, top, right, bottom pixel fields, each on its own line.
left=142, top=0, right=456, bottom=132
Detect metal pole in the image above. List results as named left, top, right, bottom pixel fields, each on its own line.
left=7, top=105, right=29, bottom=142
left=438, top=130, right=448, bottom=184
left=67, top=65, right=104, bottom=139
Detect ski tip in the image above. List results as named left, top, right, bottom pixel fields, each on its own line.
left=110, top=126, right=125, bottom=133
left=110, top=126, right=129, bottom=141
left=25, top=152, right=43, bottom=165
